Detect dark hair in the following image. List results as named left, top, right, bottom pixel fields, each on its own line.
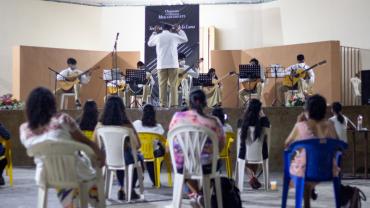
left=189, top=89, right=207, bottom=115
left=26, top=87, right=57, bottom=130
left=178, top=53, right=186, bottom=60
left=137, top=61, right=145, bottom=68
left=67, top=58, right=77, bottom=65
left=240, top=99, right=262, bottom=143
left=212, top=107, right=225, bottom=125
left=332, top=102, right=344, bottom=124
left=249, top=58, right=259, bottom=65
left=100, top=96, right=130, bottom=126
left=79, top=100, right=99, bottom=131
left=208, top=68, right=218, bottom=79
left=304, top=94, right=327, bottom=121
left=141, top=104, right=157, bottom=127
left=163, top=23, right=172, bottom=31
left=297, top=54, right=305, bottom=62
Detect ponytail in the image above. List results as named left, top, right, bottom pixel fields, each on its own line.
left=332, top=102, right=344, bottom=124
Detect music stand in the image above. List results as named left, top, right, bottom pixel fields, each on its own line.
left=126, top=69, right=146, bottom=108
left=266, top=64, right=285, bottom=106
left=193, top=73, right=213, bottom=87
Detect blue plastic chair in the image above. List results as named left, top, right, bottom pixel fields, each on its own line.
left=281, top=138, right=348, bottom=208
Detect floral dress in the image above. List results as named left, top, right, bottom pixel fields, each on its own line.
left=20, top=113, right=100, bottom=208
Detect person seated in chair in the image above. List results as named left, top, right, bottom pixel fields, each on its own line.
left=285, top=94, right=338, bottom=208
left=211, top=107, right=233, bottom=134
left=93, top=96, right=143, bottom=200
left=0, top=122, right=10, bottom=186
left=77, top=100, right=99, bottom=141
left=19, top=87, right=105, bottom=207
left=169, top=89, right=225, bottom=207
left=133, top=104, right=165, bottom=186
left=238, top=99, right=270, bottom=189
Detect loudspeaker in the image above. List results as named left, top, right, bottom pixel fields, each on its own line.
left=362, top=70, right=370, bottom=105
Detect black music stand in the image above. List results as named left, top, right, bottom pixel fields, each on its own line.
left=126, top=69, right=146, bottom=108
left=239, top=64, right=262, bottom=103
left=193, top=73, right=213, bottom=87
left=266, top=65, right=285, bottom=106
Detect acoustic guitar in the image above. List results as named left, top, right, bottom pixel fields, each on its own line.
left=212, top=71, right=236, bottom=85
left=58, top=66, right=100, bottom=91
left=178, top=58, right=204, bottom=79
left=282, top=60, right=326, bottom=88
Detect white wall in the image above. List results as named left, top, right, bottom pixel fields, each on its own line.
left=1, top=0, right=370, bottom=95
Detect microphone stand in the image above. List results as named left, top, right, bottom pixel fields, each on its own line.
left=110, top=33, right=120, bottom=96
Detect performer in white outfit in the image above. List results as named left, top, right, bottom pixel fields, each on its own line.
left=177, top=53, right=200, bottom=106
left=148, top=23, right=188, bottom=107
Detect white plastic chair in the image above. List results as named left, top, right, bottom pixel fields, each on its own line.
left=60, top=93, right=76, bottom=110
left=167, top=125, right=223, bottom=208
left=27, top=140, right=106, bottom=208
left=96, top=126, right=144, bottom=202
left=234, top=127, right=270, bottom=192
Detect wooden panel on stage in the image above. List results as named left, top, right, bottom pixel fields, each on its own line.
left=211, top=41, right=341, bottom=107
left=12, top=46, right=140, bottom=108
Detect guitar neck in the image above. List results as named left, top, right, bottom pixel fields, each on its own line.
left=214, top=73, right=233, bottom=84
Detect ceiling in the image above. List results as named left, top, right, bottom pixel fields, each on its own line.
left=44, top=0, right=276, bottom=7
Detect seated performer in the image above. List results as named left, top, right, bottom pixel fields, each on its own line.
left=203, top=68, right=222, bottom=107
left=56, top=58, right=91, bottom=108
left=239, top=58, right=265, bottom=106
left=278, top=54, right=314, bottom=105
left=124, top=61, right=154, bottom=107
left=177, top=53, right=200, bottom=106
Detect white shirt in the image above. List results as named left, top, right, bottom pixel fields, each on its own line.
left=284, top=63, right=315, bottom=84
left=350, top=77, right=361, bottom=96
left=57, top=67, right=90, bottom=84
left=223, top=123, right=234, bottom=134
left=132, top=120, right=165, bottom=135
left=148, top=30, right=188, bottom=70
left=329, top=115, right=348, bottom=143
left=179, top=64, right=199, bottom=78
left=239, top=66, right=265, bottom=82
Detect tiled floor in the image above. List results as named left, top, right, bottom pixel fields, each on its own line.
left=1, top=168, right=369, bottom=207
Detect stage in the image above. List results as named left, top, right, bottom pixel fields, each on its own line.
left=1, top=106, right=369, bottom=174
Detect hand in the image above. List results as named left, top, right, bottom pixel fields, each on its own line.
left=95, top=149, right=106, bottom=168
left=154, top=25, right=161, bottom=33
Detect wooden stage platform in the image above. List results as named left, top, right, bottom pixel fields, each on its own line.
left=1, top=106, right=369, bottom=173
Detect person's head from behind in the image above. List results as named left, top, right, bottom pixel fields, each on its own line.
left=137, top=61, right=145, bottom=70
left=208, top=68, right=216, bottom=78
left=331, top=101, right=345, bottom=124
left=297, top=54, right=305, bottom=63
left=67, top=57, right=77, bottom=70
left=244, top=99, right=262, bottom=120
left=26, top=87, right=57, bottom=130
left=212, top=107, right=225, bottom=125
left=178, top=53, right=186, bottom=66
left=249, top=58, right=259, bottom=65
left=80, top=100, right=99, bottom=131
left=142, top=104, right=157, bottom=127
left=241, top=99, right=262, bottom=141
left=162, top=23, right=172, bottom=31
left=101, top=96, right=130, bottom=125
left=189, top=89, right=207, bottom=115
left=304, top=94, right=327, bottom=121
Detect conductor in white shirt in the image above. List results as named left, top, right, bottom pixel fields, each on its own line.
left=148, top=23, right=188, bottom=108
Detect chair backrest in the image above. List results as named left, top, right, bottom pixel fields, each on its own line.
left=138, top=132, right=166, bottom=160
left=220, top=132, right=235, bottom=157
left=284, top=138, right=348, bottom=181
left=167, top=124, right=219, bottom=176
left=245, top=127, right=264, bottom=162
left=96, top=126, right=131, bottom=169
left=27, top=140, right=95, bottom=188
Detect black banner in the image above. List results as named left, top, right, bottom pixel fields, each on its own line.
left=145, top=5, right=199, bottom=105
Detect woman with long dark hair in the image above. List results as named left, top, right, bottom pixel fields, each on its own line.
left=93, top=96, right=142, bottom=200
left=19, top=87, right=104, bottom=207
left=169, top=89, right=225, bottom=207
left=238, top=99, right=270, bottom=189
left=329, top=102, right=351, bottom=143
left=78, top=100, right=99, bottom=141
left=211, top=107, right=233, bottom=133
left=132, top=104, right=164, bottom=186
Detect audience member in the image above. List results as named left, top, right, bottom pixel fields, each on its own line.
left=94, top=96, right=142, bottom=200
left=285, top=94, right=338, bottom=208
left=329, top=102, right=353, bottom=143
left=78, top=100, right=99, bottom=141
left=133, top=104, right=165, bottom=186
left=211, top=107, right=233, bottom=133
left=238, top=99, right=270, bottom=189
left=169, top=89, right=225, bottom=207
left=0, top=122, right=10, bottom=186
left=19, top=87, right=104, bottom=207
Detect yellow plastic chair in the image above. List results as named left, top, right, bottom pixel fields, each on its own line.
left=82, top=130, right=95, bottom=142
left=0, top=137, right=12, bottom=186
left=219, top=132, right=235, bottom=178
left=138, top=132, right=173, bottom=188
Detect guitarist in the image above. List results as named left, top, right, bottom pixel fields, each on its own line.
left=278, top=54, right=315, bottom=105
left=203, top=68, right=222, bottom=107
left=238, top=58, right=265, bottom=106
left=56, top=58, right=91, bottom=108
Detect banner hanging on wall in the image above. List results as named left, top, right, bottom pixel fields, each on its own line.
left=144, top=4, right=199, bottom=105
